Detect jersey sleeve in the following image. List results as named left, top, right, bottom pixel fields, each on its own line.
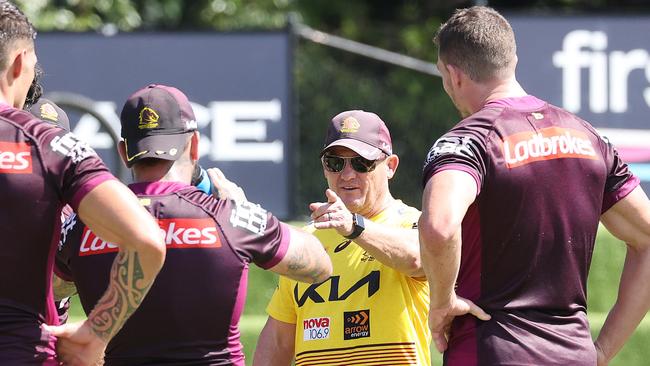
left=40, top=129, right=115, bottom=211
left=266, top=276, right=298, bottom=324
left=422, top=119, right=491, bottom=193
left=600, top=136, right=640, bottom=213
left=218, top=199, right=290, bottom=269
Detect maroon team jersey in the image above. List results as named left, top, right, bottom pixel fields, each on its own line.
left=56, top=181, right=290, bottom=366
left=422, top=96, right=639, bottom=366
left=0, top=103, right=113, bottom=365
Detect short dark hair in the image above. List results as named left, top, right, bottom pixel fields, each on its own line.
left=434, top=6, right=516, bottom=82
left=0, top=1, right=36, bottom=71
left=24, top=62, right=43, bottom=108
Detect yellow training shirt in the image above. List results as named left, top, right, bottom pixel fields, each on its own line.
left=267, top=200, right=431, bottom=366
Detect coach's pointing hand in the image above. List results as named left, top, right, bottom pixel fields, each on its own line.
left=309, top=189, right=355, bottom=237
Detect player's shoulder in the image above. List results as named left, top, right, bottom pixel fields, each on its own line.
left=456, top=106, right=504, bottom=129
left=2, top=109, right=97, bottom=178
left=1, top=106, right=37, bottom=124
left=198, top=196, right=277, bottom=240
left=542, top=102, right=607, bottom=143
left=173, top=186, right=236, bottom=215
left=0, top=107, right=63, bottom=140
left=175, top=185, right=216, bottom=204
left=438, top=108, right=501, bottom=146
left=1, top=107, right=90, bottom=168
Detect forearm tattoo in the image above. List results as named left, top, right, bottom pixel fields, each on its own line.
left=87, top=250, right=152, bottom=341
left=287, top=246, right=329, bottom=283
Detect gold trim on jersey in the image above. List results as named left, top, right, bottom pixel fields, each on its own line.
left=295, top=342, right=418, bottom=366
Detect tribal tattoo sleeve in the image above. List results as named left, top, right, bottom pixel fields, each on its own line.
left=86, top=250, right=153, bottom=341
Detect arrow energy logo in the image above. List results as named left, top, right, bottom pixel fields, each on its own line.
left=343, top=309, right=370, bottom=340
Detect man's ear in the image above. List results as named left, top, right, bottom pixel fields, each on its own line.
left=446, top=63, right=464, bottom=90
left=385, top=154, right=399, bottom=179
left=117, top=140, right=128, bottom=166
left=10, top=50, right=25, bottom=80
left=190, top=131, right=200, bottom=162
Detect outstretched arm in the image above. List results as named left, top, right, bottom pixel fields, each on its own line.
left=268, top=226, right=332, bottom=283
left=253, top=317, right=296, bottom=366
left=208, top=168, right=331, bottom=285
left=310, top=189, right=422, bottom=277
left=596, top=186, right=650, bottom=365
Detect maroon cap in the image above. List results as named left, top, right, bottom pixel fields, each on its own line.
left=120, top=84, right=197, bottom=167
left=322, top=110, right=393, bottom=160
left=28, top=98, right=70, bottom=131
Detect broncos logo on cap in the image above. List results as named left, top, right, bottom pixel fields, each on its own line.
left=39, top=103, right=59, bottom=123
left=138, top=107, right=160, bottom=129
left=340, top=116, right=360, bottom=133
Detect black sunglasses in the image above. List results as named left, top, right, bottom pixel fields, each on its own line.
left=321, top=154, right=383, bottom=173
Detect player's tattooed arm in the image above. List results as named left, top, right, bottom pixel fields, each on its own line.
left=44, top=180, right=165, bottom=364
left=52, top=274, right=77, bottom=301
left=86, top=250, right=152, bottom=341
left=285, top=243, right=330, bottom=283
left=270, top=226, right=332, bottom=283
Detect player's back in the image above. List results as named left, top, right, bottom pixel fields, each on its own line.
left=57, top=181, right=289, bottom=366
left=425, top=96, right=638, bottom=365
left=0, top=106, right=111, bottom=364
left=479, top=100, right=608, bottom=311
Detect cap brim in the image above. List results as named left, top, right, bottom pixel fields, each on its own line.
left=321, top=139, right=383, bottom=160
left=124, top=133, right=189, bottom=167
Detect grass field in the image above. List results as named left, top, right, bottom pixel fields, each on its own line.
left=68, top=226, right=650, bottom=365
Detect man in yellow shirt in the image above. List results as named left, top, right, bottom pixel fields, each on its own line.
left=254, top=110, right=431, bottom=366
